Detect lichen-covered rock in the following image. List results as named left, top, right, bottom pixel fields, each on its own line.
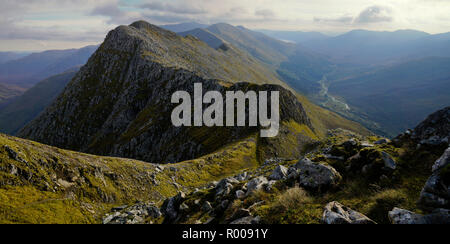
left=389, top=208, right=450, bottom=224
left=347, top=149, right=397, bottom=181
left=293, top=158, right=342, bottom=191
left=269, top=165, right=288, bottom=180
left=381, top=151, right=397, bottom=170
left=228, top=208, right=251, bottom=222
left=161, top=192, right=186, bottom=222
left=246, top=176, right=269, bottom=195
left=411, top=107, right=450, bottom=146
left=103, top=202, right=162, bottom=224
left=388, top=208, right=425, bottom=224
left=328, top=139, right=361, bottom=159
left=419, top=147, right=450, bottom=210
left=234, top=172, right=249, bottom=182
left=215, top=177, right=239, bottom=196
left=235, top=190, right=246, bottom=199
left=323, top=201, right=376, bottom=224
left=230, top=216, right=261, bottom=225
left=202, top=201, right=213, bottom=213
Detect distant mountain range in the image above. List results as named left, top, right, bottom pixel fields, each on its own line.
left=159, top=22, right=208, bottom=33
left=256, top=30, right=329, bottom=44
left=303, top=29, right=450, bottom=65
left=0, top=45, right=97, bottom=89
left=0, top=52, right=29, bottom=64
left=0, top=69, right=78, bottom=135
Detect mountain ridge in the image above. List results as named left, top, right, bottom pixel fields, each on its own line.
left=19, top=20, right=369, bottom=164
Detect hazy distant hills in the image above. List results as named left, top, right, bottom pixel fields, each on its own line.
left=329, top=57, right=450, bottom=136
left=0, top=45, right=97, bottom=89
left=160, top=22, right=208, bottom=33
left=257, top=30, right=329, bottom=44
left=303, top=29, right=450, bottom=65
left=0, top=69, right=78, bottom=135
left=0, top=52, right=28, bottom=64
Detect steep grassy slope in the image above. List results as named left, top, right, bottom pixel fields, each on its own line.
left=0, top=132, right=262, bottom=224
left=329, top=57, right=450, bottom=136
left=0, top=70, right=78, bottom=135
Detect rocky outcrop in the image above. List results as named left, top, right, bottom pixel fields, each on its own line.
left=419, top=147, right=450, bottom=210
left=230, top=216, right=261, bottom=225
left=389, top=147, right=450, bottom=224
left=215, top=177, right=239, bottom=196
left=347, top=148, right=397, bottom=181
left=389, top=208, right=450, bottom=224
left=323, top=201, right=376, bottom=224
left=292, top=158, right=341, bottom=191
left=269, top=165, right=288, bottom=180
left=161, top=192, right=186, bottom=222
left=103, top=202, right=162, bottom=224
left=411, top=106, right=450, bottom=146
left=246, top=176, right=269, bottom=195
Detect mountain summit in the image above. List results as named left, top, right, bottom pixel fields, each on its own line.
left=19, top=20, right=366, bottom=164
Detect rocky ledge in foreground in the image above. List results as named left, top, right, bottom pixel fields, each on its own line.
left=388, top=146, right=450, bottom=224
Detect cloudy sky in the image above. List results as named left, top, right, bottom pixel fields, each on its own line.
left=1, top=0, right=449, bottom=51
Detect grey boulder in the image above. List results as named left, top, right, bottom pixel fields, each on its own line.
left=269, top=165, right=288, bottom=180
left=161, top=192, right=186, bottom=221
left=246, top=176, right=269, bottom=195
left=419, top=147, right=450, bottom=209
left=389, top=208, right=450, bottom=224
left=323, top=201, right=376, bottom=224
left=215, top=177, right=239, bottom=196
left=230, top=216, right=261, bottom=225
left=293, top=158, right=342, bottom=191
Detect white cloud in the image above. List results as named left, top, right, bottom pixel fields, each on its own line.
left=0, top=0, right=449, bottom=51
left=354, top=5, right=393, bottom=24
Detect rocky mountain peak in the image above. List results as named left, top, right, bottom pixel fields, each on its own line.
left=19, top=20, right=314, bottom=164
